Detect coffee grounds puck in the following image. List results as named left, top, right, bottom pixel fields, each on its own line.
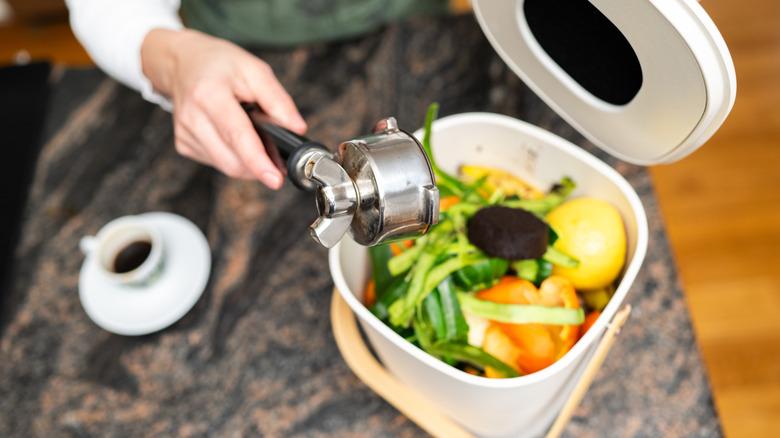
left=467, top=206, right=549, bottom=260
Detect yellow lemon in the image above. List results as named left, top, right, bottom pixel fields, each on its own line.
left=546, top=198, right=626, bottom=290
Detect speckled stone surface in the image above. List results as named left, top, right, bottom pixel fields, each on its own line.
left=0, top=16, right=720, bottom=438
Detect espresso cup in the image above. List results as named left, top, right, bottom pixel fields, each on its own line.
left=80, top=216, right=164, bottom=287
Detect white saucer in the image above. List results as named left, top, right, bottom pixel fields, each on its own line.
left=79, top=212, right=211, bottom=336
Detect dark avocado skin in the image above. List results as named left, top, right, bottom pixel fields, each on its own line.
left=467, top=206, right=549, bottom=260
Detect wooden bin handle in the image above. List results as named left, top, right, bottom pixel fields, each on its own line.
left=331, top=290, right=473, bottom=438
left=330, top=289, right=631, bottom=438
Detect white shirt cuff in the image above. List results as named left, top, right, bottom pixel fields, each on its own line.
left=67, top=0, right=183, bottom=111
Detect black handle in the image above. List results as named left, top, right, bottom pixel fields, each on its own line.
left=243, top=103, right=328, bottom=190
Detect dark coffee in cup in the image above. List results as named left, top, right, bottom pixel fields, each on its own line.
left=113, top=240, right=153, bottom=273
left=81, top=216, right=164, bottom=286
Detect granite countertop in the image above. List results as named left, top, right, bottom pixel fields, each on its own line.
left=0, top=16, right=720, bottom=437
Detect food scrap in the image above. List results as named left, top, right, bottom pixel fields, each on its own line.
left=364, top=103, right=627, bottom=378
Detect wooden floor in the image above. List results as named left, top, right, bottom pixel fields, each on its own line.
left=0, top=19, right=91, bottom=65
left=2, top=1, right=779, bottom=435
left=649, top=0, right=780, bottom=436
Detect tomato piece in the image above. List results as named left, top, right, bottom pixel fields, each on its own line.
left=439, top=195, right=460, bottom=212
left=538, top=275, right=579, bottom=307
left=477, top=275, right=583, bottom=373
left=482, top=324, right=522, bottom=378
left=389, top=243, right=403, bottom=256
left=499, top=323, right=557, bottom=374
left=389, top=240, right=415, bottom=256
left=580, top=311, right=601, bottom=338
left=476, top=276, right=537, bottom=305
left=364, top=280, right=376, bottom=307
left=538, top=276, right=580, bottom=357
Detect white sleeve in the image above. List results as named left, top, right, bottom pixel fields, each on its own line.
left=65, top=0, right=183, bottom=110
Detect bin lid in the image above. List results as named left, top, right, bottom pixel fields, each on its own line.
left=472, top=0, right=736, bottom=165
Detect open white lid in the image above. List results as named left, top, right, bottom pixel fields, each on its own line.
left=472, top=0, right=736, bottom=165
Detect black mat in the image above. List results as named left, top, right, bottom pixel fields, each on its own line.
left=0, top=62, right=50, bottom=313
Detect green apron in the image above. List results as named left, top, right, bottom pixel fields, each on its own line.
left=181, top=0, right=448, bottom=47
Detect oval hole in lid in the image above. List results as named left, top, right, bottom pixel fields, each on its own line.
left=523, top=0, right=642, bottom=106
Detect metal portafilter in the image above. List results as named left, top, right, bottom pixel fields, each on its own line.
left=244, top=104, right=439, bottom=248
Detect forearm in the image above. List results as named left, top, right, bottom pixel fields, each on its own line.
left=141, top=28, right=214, bottom=100
left=66, top=0, right=183, bottom=110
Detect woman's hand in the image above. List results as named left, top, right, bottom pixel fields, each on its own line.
left=141, top=29, right=306, bottom=188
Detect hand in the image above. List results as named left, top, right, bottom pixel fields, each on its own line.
left=141, top=29, right=306, bottom=188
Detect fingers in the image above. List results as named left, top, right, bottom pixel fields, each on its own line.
left=201, top=89, right=285, bottom=189
left=241, top=61, right=307, bottom=134
left=174, top=130, right=211, bottom=168
left=173, top=117, right=209, bottom=163
left=192, top=111, right=255, bottom=179
left=175, top=108, right=254, bottom=180
left=168, top=44, right=304, bottom=187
